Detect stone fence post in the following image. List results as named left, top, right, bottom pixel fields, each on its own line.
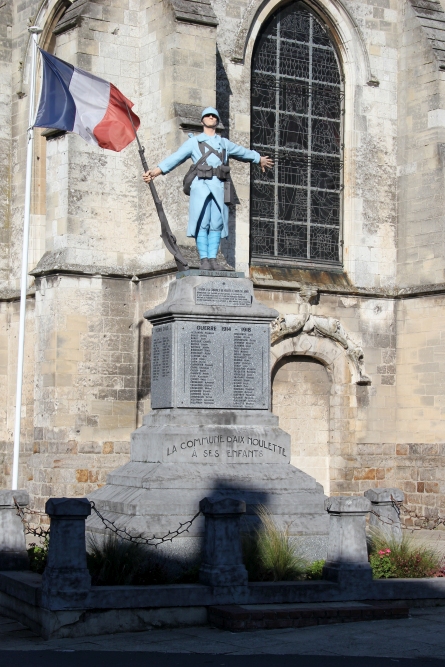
left=0, top=490, right=29, bottom=570
left=364, top=488, right=404, bottom=542
left=199, top=496, right=248, bottom=587
left=323, top=496, right=372, bottom=586
left=41, top=498, right=91, bottom=609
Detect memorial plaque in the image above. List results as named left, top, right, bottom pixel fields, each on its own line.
left=151, top=323, right=173, bottom=408
left=176, top=322, right=269, bottom=409
left=195, top=281, right=252, bottom=307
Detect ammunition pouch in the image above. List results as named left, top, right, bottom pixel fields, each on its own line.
left=216, top=165, right=230, bottom=181
left=196, top=164, right=214, bottom=180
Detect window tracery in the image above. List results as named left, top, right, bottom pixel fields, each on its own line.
left=250, top=3, right=343, bottom=265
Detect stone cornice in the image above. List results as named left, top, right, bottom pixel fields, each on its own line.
left=408, top=0, right=445, bottom=71
left=250, top=265, right=445, bottom=299
left=0, top=287, right=36, bottom=303
left=170, top=0, right=218, bottom=27
left=252, top=277, right=445, bottom=300
left=3, top=256, right=445, bottom=302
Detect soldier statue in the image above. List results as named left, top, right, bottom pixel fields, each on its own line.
left=143, top=107, right=273, bottom=271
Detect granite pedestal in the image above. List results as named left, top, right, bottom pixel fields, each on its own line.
left=87, top=272, right=329, bottom=565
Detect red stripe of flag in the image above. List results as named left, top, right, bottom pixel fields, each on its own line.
left=93, top=84, right=140, bottom=152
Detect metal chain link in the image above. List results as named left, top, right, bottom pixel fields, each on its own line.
left=13, top=497, right=202, bottom=547
left=16, top=491, right=443, bottom=547
left=89, top=501, right=202, bottom=547
left=370, top=495, right=445, bottom=531
left=13, top=498, right=50, bottom=539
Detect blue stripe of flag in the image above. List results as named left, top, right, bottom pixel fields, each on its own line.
left=34, top=50, right=76, bottom=131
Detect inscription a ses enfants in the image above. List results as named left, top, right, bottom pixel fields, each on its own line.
left=166, top=434, right=287, bottom=460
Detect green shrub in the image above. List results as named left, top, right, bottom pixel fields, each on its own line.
left=305, top=559, right=325, bottom=580
left=242, top=506, right=307, bottom=581
left=27, top=538, right=49, bottom=574
left=368, top=529, right=443, bottom=579
left=87, top=534, right=169, bottom=585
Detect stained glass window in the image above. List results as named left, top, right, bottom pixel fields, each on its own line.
left=250, top=3, right=343, bottom=266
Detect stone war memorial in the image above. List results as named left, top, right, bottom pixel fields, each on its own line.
left=87, top=268, right=329, bottom=560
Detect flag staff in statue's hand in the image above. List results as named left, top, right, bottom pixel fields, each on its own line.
left=124, top=106, right=189, bottom=272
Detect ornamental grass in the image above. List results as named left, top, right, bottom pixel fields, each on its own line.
left=242, top=505, right=307, bottom=581
left=86, top=533, right=169, bottom=585
left=368, top=528, right=444, bottom=579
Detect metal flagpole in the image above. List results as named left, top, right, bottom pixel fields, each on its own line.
left=11, top=26, right=42, bottom=490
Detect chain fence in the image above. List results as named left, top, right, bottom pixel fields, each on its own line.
left=13, top=496, right=201, bottom=547
left=14, top=500, right=50, bottom=540
left=89, top=500, right=201, bottom=547
left=14, top=494, right=445, bottom=548
left=369, top=495, right=445, bottom=532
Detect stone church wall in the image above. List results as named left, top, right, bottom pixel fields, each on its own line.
left=0, top=0, right=444, bottom=525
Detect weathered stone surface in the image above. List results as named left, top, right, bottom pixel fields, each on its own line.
left=0, top=490, right=29, bottom=571
left=42, top=498, right=91, bottom=610
left=148, top=274, right=276, bottom=410
left=365, top=487, right=404, bottom=542
left=145, top=274, right=277, bottom=322
left=199, top=496, right=248, bottom=587
left=87, top=426, right=329, bottom=561
left=323, top=496, right=372, bottom=586
left=131, top=409, right=291, bottom=464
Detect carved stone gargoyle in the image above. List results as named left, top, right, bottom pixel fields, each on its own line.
left=271, top=311, right=371, bottom=386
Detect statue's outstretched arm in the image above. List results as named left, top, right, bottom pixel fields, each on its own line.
left=224, top=140, right=260, bottom=164
left=158, top=138, right=195, bottom=174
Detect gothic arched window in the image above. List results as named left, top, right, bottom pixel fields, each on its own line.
left=250, top=3, right=343, bottom=266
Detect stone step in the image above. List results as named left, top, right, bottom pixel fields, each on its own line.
left=208, top=601, right=410, bottom=631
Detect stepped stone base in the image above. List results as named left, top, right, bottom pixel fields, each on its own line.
left=87, top=409, right=329, bottom=564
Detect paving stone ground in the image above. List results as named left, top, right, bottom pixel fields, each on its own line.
left=1, top=606, right=445, bottom=662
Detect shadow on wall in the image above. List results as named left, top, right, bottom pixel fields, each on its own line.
left=216, top=48, right=237, bottom=268
left=136, top=319, right=151, bottom=404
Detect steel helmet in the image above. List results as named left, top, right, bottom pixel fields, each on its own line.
left=201, top=107, right=220, bottom=121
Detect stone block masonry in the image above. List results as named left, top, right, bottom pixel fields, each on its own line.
left=28, top=273, right=145, bottom=515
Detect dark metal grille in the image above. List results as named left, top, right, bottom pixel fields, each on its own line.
left=250, top=3, right=343, bottom=265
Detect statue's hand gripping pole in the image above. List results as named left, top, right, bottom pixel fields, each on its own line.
left=126, top=107, right=189, bottom=272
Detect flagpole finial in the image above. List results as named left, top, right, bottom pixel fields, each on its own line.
left=28, top=26, right=43, bottom=34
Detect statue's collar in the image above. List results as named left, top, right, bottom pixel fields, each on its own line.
left=196, top=133, right=220, bottom=143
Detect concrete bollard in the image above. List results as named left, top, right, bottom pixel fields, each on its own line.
left=199, top=496, right=248, bottom=587
left=323, top=496, right=372, bottom=586
left=364, top=488, right=404, bottom=543
left=41, top=498, right=91, bottom=609
left=0, top=490, right=29, bottom=570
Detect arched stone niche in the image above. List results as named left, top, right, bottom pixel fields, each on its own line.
left=272, top=354, right=331, bottom=495
left=271, top=318, right=370, bottom=495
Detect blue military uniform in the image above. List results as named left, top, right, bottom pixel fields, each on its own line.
left=157, top=108, right=260, bottom=261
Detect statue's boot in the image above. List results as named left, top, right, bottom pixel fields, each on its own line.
left=209, top=258, right=227, bottom=271
left=207, top=231, right=226, bottom=271
left=200, top=258, right=211, bottom=270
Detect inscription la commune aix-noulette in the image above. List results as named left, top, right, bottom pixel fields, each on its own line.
left=166, top=434, right=287, bottom=459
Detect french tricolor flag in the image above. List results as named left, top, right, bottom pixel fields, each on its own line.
left=34, top=50, right=140, bottom=152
